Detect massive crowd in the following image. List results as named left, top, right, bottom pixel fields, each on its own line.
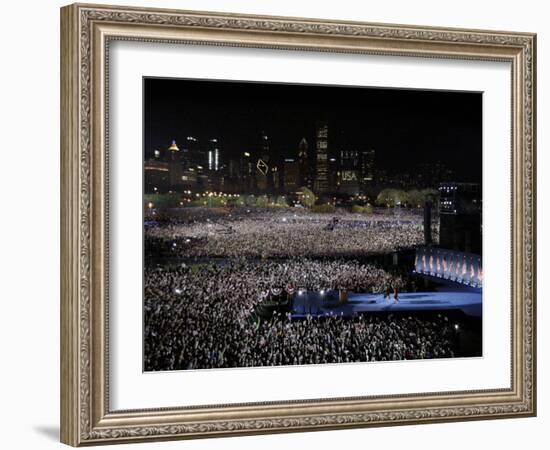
left=143, top=206, right=456, bottom=371
left=145, top=208, right=437, bottom=259
left=144, top=258, right=456, bottom=371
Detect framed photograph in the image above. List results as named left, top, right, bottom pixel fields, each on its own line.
left=60, top=3, right=536, bottom=446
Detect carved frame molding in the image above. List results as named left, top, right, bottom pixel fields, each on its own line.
left=61, top=3, right=536, bottom=446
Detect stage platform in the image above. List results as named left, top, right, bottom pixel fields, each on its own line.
left=291, top=289, right=482, bottom=319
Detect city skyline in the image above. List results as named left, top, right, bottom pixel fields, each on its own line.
left=143, top=77, right=484, bottom=374
left=144, top=77, right=482, bottom=184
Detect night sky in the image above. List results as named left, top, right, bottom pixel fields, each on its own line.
left=144, top=77, right=482, bottom=182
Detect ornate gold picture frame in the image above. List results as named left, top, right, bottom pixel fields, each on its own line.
left=60, top=3, right=536, bottom=446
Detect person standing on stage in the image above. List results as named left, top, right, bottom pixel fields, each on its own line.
left=384, top=285, right=392, bottom=302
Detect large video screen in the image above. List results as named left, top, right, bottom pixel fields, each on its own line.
left=415, top=247, right=482, bottom=288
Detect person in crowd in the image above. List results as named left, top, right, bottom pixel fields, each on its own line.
left=143, top=207, right=451, bottom=372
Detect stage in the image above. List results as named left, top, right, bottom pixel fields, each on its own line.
left=291, top=288, right=482, bottom=319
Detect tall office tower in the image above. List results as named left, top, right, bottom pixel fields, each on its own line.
left=185, top=136, right=206, bottom=170
left=328, top=155, right=339, bottom=191
left=240, top=151, right=255, bottom=192
left=181, top=136, right=199, bottom=169
left=298, top=137, right=311, bottom=188
left=167, top=139, right=183, bottom=190
left=338, top=149, right=360, bottom=195
left=283, top=158, right=300, bottom=192
left=207, top=138, right=221, bottom=172
left=439, top=182, right=482, bottom=254
left=177, top=136, right=198, bottom=190
left=360, top=149, right=375, bottom=188
left=271, top=166, right=280, bottom=192
left=313, top=121, right=329, bottom=193
left=222, top=159, right=240, bottom=193
left=256, top=132, right=272, bottom=192
left=260, top=132, right=271, bottom=160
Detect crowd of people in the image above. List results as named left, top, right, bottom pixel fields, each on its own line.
left=145, top=208, right=437, bottom=259
left=143, top=206, right=458, bottom=371
left=144, top=258, right=456, bottom=371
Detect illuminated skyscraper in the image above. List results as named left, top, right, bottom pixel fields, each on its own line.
left=257, top=132, right=271, bottom=192
left=338, top=149, right=360, bottom=195
left=298, top=137, right=311, bottom=188
left=207, top=138, right=221, bottom=171
left=261, top=132, right=271, bottom=161
left=361, top=149, right=375, bottom=181
left=167, top=139, right=183, bottom=189
left=180, top=136, right=198, bottom=169
left=360, top=149, right=375, bottom=193
left=313, top=122, right=329, bottom=193
left=240, top=151, right=255, bottom=192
